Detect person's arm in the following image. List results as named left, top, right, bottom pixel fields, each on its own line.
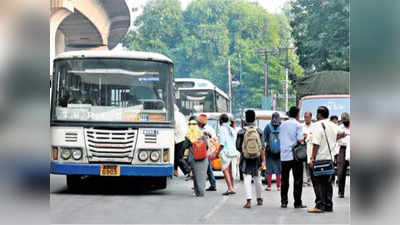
left=309, top=144, right=320, bottom=167
left=259, top=130, right=266, bottom=169
left=236, top=129, right=244, bottom=152
left=296, top=123, right=304, bottom=143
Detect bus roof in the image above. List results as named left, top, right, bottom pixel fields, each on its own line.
left=175, top=78, right=229, bottom=99
left=54, top=50, right=173, bottom=64
left=300, top=94, right=350, bottom=100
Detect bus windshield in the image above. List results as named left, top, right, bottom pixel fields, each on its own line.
left=299, top=97, right=350, bottom=121
left=52, top=58, right=173, bottom=122
left=177, top=90, right=215, bottom=116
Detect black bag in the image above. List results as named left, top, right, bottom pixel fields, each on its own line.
left=292, top=142, right=307, bottom=161
left=312, top=123, right=335, bottom=177
left=178, top=158, right=191, bottom=175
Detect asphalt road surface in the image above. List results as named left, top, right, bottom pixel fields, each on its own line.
left=50, top=174, right=350, bottom=224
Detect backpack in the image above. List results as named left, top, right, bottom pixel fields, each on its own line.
left=268, top=123, right=281, bottom=154
left=242, top=126, right=261, bottom=159
left=192, top=139, right=207, bottom=160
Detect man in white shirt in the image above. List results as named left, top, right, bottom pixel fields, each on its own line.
left=336, top=112, right=350, bottom=198
left=302, top=112, right=313, bottom=186
left=174, top=105, right=188, bottom=177
left=308, top=106, right=345, bottom=213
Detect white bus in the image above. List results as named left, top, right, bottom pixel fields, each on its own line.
left=50, top=50, right=175, bottom=190
left=175, top=78, right=230, bottom=116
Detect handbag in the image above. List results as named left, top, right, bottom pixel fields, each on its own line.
left=292, top=142, right=307, bottom=161
left=313, top=123, right=335, bottom=176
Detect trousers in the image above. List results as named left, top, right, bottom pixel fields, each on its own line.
left=309, top=164, right=333, bottom=211
left=336, top=146, right=349, bottom=195
left=281, top=160, right=304, bottom=206
left=243, top=171, right=262, bottom=200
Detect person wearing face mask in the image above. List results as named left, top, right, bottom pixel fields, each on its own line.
left=336, top=112, right=350, bottom=198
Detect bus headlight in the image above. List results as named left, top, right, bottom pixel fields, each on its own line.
left=61, top=148, right=71, bottom=160
left=71, top=149, right=82, bottom=160
left=150, top=151, right=160, bottom=162
left=138, top=151, right=149, bottom=161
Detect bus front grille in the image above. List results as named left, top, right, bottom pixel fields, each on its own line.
left=84, top=128, right=137, bottom=163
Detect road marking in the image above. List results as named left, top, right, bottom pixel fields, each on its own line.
left=201, top=195, right=230, bottom=223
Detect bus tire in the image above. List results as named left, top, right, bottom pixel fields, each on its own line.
left=66, top=175, right=81, bottom=191
left=153, top=177, right=167, bottom=190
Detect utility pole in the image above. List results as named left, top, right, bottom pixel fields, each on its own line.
left=228, top=59, right=232, bottom=113
left=257, top=49, right=276, bottom=109
left=239, top=53, right=242, bottom=111
left=279, top=47, right=294, bottom=112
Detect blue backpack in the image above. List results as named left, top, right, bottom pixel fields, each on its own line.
left=268, top=123, right=280, bottom=154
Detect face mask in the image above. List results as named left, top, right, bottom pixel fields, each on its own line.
left=343, top=121, right=350, bottom=127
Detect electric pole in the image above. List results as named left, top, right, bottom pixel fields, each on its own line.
left=228, top=59, right=232, bottom=113
left=257, top=49, right=276, bottom=109
left=279, top=47, right=294, bottom=112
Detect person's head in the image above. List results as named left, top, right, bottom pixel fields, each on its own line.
left=271, top=112, right=281, bottom=126
left=245, top=109, right=256, bottom=123
left=341, top=112, right=350, bottom=127
left=288, top=106, right=300, bottom=120
left=330, top=115, right=339, bottom=124
left=316, top=106, right=329, bottom=120
left=188, top=115, right=197, bottom=121
left=197, top=114, right=208, bottom=127
left=219, top=113, right=229, bottom=125
left=188, top=120, right=197, bottom=127
left=304, top=112, right=312, bottom=125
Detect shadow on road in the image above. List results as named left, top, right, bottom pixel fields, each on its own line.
left=53, top=176, right=169, bottom=196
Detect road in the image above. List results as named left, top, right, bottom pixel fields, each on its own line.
left=50, top=174, right=350, bottom=224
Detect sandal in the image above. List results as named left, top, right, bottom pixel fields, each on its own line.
left=257, top=198, right=263, bottom=206
left=243, top=200, right=251, bottom=208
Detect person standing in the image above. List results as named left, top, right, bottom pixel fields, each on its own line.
left=216, top=113, right=239, bottom=195
left=174, top=105, right=188, bottom=177
left=303, top=112, right=313, bottom=186
left=262, top=112, right=282, bottom=191
left=279, top=106, right=306, bottom=209
left=308, top=106, right=345, bottom=213
left=336, top=112, right=350, bottom=198
left=197, top=114, right=217, bottom=191
left=237, top=109, right=265, bottom=208
left=186, top=120, right=209, bottom=197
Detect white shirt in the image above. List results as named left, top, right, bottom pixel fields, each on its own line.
left=302, top=122, right=313, bottom=163
left=311, top=119, right=339, bottom=161
left=200, top=124, right=216, bottom=139
left=337, top=124, right=350, bottom=160
left=174, top=110, right=188, bottom=143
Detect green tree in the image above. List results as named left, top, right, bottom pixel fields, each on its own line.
left=290, top=0, right=349, bottom=72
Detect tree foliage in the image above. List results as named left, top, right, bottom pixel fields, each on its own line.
left=122, top=0, right=303, bottom=111
left=290, top=0, right=349, bottom=72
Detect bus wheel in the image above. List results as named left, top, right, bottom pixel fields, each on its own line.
left=66, top=175, right=81, bottom=191
left=153, top=177, right=167, bottom=190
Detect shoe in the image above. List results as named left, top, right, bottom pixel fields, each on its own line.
left=324, top=208, right=333, bottom=212
left=243, top=200, right=251, bottom=209
left=281, top=203, right=287, bottom=208
left=338, top=193, right=344, bottom=198
left=174, top=170, right=179, bottom=177
left=222, top=190, right=236, bottom=195
left=308, top=208, right=324, bottom=213
left=294, top=204, right=307, bottom=209
left=206, top=186, right=217, bottom=191
left=257, top=198, right=263, bottom=206
left=265, top=187, right=271, bottom=191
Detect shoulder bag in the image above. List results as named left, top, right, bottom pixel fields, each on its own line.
left=312, top=123, right=335, bottom=176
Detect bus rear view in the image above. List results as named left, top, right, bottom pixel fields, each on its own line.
left=50, top=51, right=175, bottom=190
left=299, top=95, right=350, bottom=121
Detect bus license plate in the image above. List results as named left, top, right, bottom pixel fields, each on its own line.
left=100, top=165, right=120, bottom=176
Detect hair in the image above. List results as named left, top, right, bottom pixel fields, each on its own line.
left=188, top=115, right=197, bottom=121
left=304, top=112, right=312, bottom=117
left=341, top=112, right=350, bottom=121
left=245, top=109, right=256, bottom=123
left=219, top=113, right=229, bottom=124
left=317, top=106, right=329, bottom=119
left=288, top=106, right=300, bottom=118
left=330, top=115, right=339, bottom=121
